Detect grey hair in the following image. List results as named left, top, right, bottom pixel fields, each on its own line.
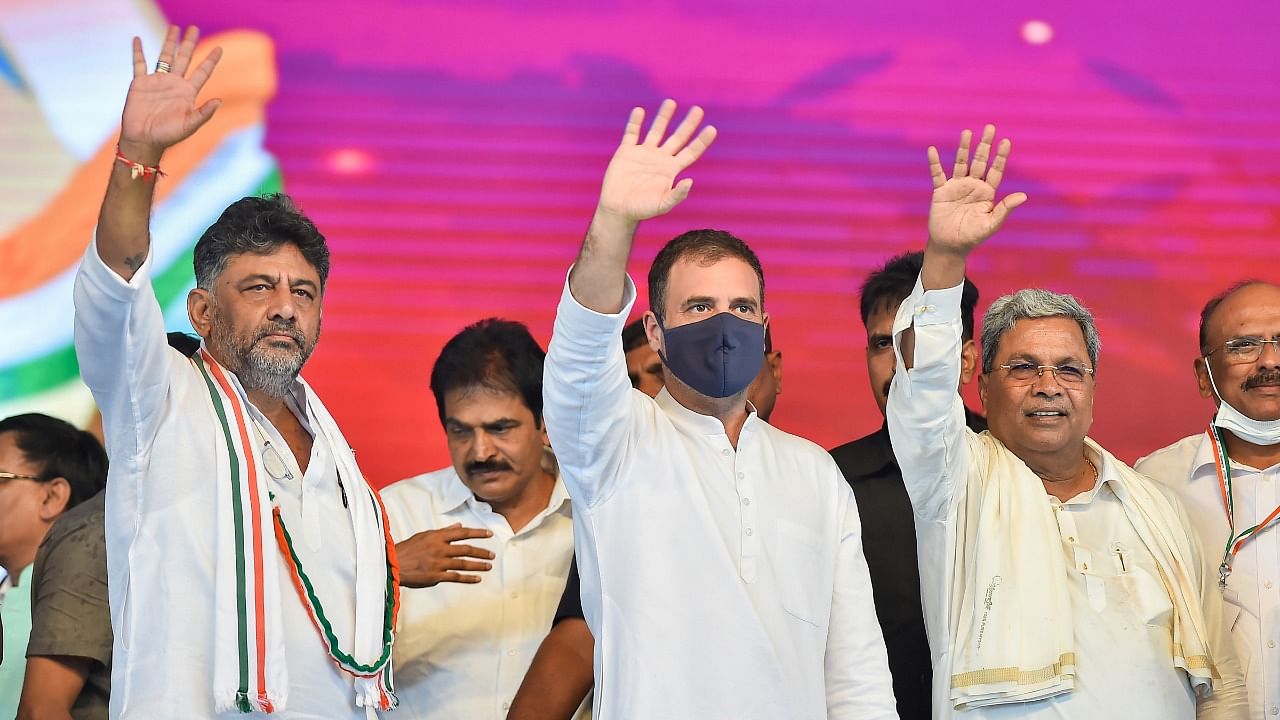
left=980, top=288, right=1101, bottom=374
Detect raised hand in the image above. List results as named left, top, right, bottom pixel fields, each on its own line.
left=119, top=25, right=223, bottom=163
left=395, top=523, right=495, bottom=588
left=596, top=99, right=717, bottom=223
left=926, top=125, right=1027, bottom=257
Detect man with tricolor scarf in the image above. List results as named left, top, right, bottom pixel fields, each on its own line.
left=1139, top=281, right=1280, bottom=719
left=72, top=26, right=397, bottom=718
left=887, top=124, right=1247, bottom=718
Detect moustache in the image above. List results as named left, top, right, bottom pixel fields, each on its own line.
left=255, top=323, right=305, bottom=346
left=1244, top=368, right=1280, bottom=391
left=466, top=461, right=513, bottom=477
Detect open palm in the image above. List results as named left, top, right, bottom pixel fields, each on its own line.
left=926, top=125, right=1027, bottom=254
left=598, top=100, right=717, bottom=222
left=120, top=26, right=223, bottom=154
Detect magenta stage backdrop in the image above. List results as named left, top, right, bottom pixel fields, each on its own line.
left=157, top=0, right=1280, bottom=487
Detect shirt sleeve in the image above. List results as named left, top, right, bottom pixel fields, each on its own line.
left=72, top=239, right=181, bottom=476
left=1189, top=514, right=1249, bottom=719
left=552, top=556, right=584, bottom=625
left=885, top=278, right=970, bottom=523
left=824, top=482, right=899, bottom=719
left=542, top=272, right=640, bottom=508
left=25, top=514, right=112, bottom=667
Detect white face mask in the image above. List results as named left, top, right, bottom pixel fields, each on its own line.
left=1204, top=358, right=1280, bottom=445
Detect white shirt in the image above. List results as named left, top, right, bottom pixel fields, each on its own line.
left=887, top=280, right=1246, bottom=720
left=1139, top=434, right=1280, bottom=719
left=72, top=240, right=374, bottom=719
left=542, top=276, right=896, bottom=720
left=380, top=466, right=582, bottom=719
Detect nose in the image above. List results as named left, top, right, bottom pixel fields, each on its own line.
left=1031, top=368, right=1065, bottom=396
left=268, top=285, right=297, bottom=323
left=471, top=430, right=497, bottom=461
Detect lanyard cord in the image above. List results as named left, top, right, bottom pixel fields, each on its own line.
left=1208, top=425, right=1280, bottom=580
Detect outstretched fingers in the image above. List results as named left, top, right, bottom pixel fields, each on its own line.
left=172, top=25, right=200, bottom=77
left=620, top=106, right=645, bottom=145
left=642, top=99, right=677, bottom=146
left=660, top=105, right=705, bottom=153
left=968, top=124, right=995, bottom=178
left=132, top=37, right=147, bottom=78
left=674, top=124, right=717, bottom=168
left=952, top=128, right=972, bottom=179
left=927, top=146, right=947, bottom=189
left=187, top=46, right=223, bottom=93
left=155, top=25, right=179, bottom=72
left=986, top=138, right=1012, bottom=190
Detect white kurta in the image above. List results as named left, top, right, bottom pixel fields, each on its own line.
left=380, top=466, right=582, bottom=719
left=887, top=279, right=1246, bottom=719
left=542, top=275, right=896, bottom=720
left=73, top=240, right=375, bottom=719
left=1140, top=434, right=1280, bottom=719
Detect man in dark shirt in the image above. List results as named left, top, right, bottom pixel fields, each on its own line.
left=829, top=251, right=984, bottom=720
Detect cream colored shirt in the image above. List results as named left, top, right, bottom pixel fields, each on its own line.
left=888, top=279, right=1246, bottom=719
left=381, top=466, right=581, bottom=719
left=1140, top=434, right=1280, bottom=719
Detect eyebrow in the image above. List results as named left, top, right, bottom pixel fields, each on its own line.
left=444, top=417, right=521, bottom=430
left=680, top=295, right=760, bottom=310
left=1004, top=352, right=1089, bottom=365
left=239, top=274, right=319, bottom=291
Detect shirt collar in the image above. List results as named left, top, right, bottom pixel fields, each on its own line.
left=653, top=387, right=757, bottom=437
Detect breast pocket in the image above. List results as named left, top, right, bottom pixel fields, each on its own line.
left=774, top=521, right=829, bottom=627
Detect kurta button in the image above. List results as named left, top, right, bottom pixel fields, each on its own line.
left=737, top=471, right=744, bottom=479
left=745, top=528, right=753, bottom=536
left=742, top=498, right=751, bottom=506
left=722, top=449, right=730, bottom=456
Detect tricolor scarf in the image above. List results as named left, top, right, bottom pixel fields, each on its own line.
left=192, top=349, right=400, bottom=714
left=947, top=434, right=1217, bottom=709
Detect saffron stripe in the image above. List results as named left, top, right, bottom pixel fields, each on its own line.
left=202, top=351, right=273, bottom=708
left=192, top=354, right=253, bottom=706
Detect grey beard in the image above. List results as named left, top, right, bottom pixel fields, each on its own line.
left=208, top=309, right=317, bottom=400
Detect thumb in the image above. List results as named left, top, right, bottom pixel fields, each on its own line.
left=661, top=178, right=693, bottom=213
left=990, top=191, right=1028, bottom=227
left=187, top=98, right=222, bottom=133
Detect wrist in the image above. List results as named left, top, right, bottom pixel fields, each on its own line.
left=590, top=205, right=639, bottom=237
left=116, top=138, right=165, bottom=168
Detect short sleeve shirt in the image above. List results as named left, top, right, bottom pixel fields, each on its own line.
left=27, top=491, right=111, bottom=720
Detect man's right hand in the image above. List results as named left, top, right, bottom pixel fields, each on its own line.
left=396, top=523, right=495, bottom=588
left=118, top=25, right=224, bottom=166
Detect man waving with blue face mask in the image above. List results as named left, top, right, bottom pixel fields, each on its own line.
left=542, top=100, right=896, bottom=719
left=1139, top=281, right=1280, bottom=719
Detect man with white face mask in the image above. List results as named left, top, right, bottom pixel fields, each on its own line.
left=1138, top=280, right=1280, bottom=719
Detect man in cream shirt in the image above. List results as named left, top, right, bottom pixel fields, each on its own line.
left=887, top=124, right=1246, bottom=718
left=1139, top=281, right=1280, bottom=718
left=383, top=319, right=581, bottom=718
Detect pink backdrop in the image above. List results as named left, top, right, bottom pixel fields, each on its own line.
left=159, top=0, right=1280, bottom=486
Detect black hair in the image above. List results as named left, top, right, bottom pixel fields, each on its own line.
left=193, top=193, right=330, bottom=290
left=859, top=250, right=980, bottom=341
left=622, top=319, right=649, bottom=353
left=647, top=229, right=765, bottom=324
left=430, top=319, right=546, bottom=427
left=0, top=413, right=107, bottom=509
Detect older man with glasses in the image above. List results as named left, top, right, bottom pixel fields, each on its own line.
left=887, top=124, right=1247, bottom=718
left=1138, top=281, right=1280, bottom=719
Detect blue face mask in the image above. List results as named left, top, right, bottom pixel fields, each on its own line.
left=658, top=312, right=765, bottom=399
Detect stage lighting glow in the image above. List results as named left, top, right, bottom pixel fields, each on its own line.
left=1021, top=20, right=1054, bottom=45
left=329, top=148, right=373, bottom=175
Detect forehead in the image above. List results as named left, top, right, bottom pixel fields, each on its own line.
left=0, top=432, right=33, bottom=469
left=220, top=244, right=321, bottom=285
left=1206, top=284, right=1280, bottom=341
left=442, top=386, right=534, bottom=423
left=865, top=303, right=899, bottom=333
left=665, top=256, right=761, bottom=305
left=994, top=316, right=1089, bottom=360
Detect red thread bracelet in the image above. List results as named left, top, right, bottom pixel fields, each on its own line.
left=114, top=145, right=166, bottom=181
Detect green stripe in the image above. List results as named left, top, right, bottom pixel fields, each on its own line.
left=274, top=500, right=395, bottom=675
left=0, top=166, right=284, bottom=400
left=192, top=354, right=253, bottom=705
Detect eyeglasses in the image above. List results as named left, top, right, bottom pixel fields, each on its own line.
left=996, top=362, right=1095, bottom=386
left=1205, top=337, right=1280, bottom=365
left=0, top=471, right=43, bottom=484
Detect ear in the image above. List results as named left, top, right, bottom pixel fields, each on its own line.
left=959, top=339, right=979, bottom=385
left=38, top=477, right=72, bottom=521
left=643, top=310, right=663, bottom=355
left=187, top=287, right=214, bottom=339
left=1194, top=356, right=1216, bottom=400
left=767, top=351, right=783, bottom=393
